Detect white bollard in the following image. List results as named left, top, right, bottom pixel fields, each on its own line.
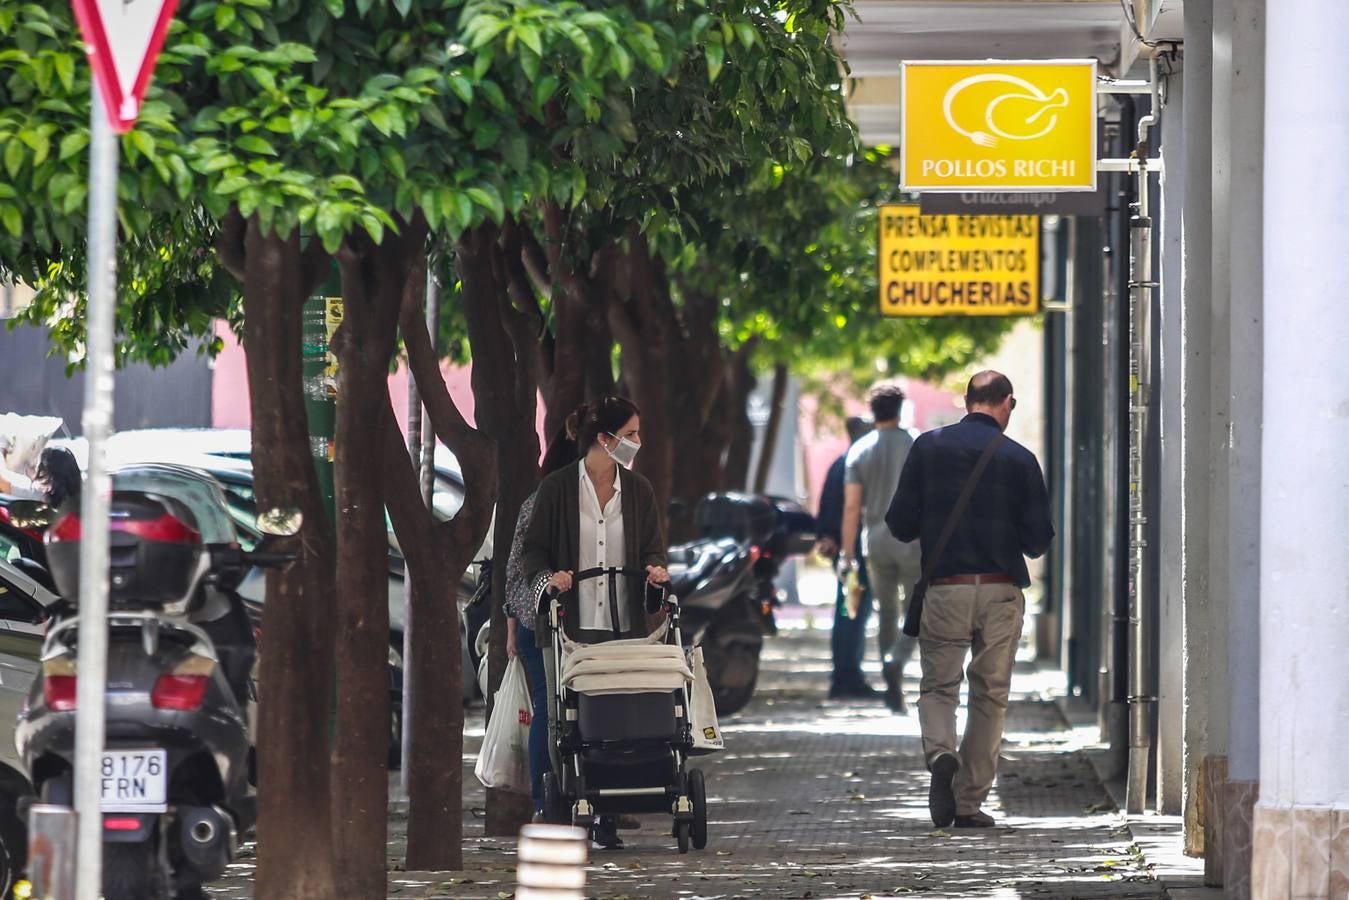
left=516, top=824, right=588, bottom=900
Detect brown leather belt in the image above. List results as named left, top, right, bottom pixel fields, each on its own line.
left=930, top=573, right=1015, bottom=586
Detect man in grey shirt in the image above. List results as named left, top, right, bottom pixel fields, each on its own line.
left=840, top=382, right=921, bottom=712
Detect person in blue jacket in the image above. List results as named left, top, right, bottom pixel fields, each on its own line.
left=815, top=415, right=876, bottom=699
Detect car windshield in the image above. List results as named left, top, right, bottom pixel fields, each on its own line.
left=0, top=527, right=20, bottom=562
left=432, top=474, right=465, bottom=521
left=214, top=481, right=260, bottom=552
left=111, top=466, right=237, bottom=545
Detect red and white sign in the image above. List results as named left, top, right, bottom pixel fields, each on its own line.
left=70, top=0, right=179, bottom=133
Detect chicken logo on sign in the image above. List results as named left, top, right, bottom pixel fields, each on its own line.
left=901, top=60, right=1096, bottom=192
left=943, top=75, right=1072, bottom=148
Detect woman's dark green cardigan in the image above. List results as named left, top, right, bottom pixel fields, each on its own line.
left=520, top=460, right=668, bottom=644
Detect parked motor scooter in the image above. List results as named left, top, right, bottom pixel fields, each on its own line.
left=14, top=465, right=296, bottom=899
left=669, top=494, right=816, bottom=716
left=668, top=535, right=762, bottom=716
left=744, top=496, right=817, bottom=636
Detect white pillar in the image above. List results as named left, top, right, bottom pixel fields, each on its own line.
left=1155, top=63, right=1185, bottom=818
left=1222, top=1, right=1264, bottom=895
left=1179, top=0, right=1214, bottom=859
left=1256, top=2, right=1349, bottom=898
left=1204, top=2, right=1234, bottom=883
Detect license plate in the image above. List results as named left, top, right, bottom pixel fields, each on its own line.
left=100, top=749, right=168, bottom=813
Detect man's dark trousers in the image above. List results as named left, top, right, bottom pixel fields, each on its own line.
left=830, top=555, right=873, bottom=693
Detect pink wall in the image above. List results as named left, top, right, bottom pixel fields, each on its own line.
left=210, top=321, right=543, bottom=439
left=213, top=320, right=959, bottom=508
left=797, top=378, right=962, bottom=515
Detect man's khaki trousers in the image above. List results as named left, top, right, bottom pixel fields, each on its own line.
left=917, top=580, right=1024, bottom=816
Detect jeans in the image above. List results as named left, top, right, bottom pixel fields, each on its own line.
left=867, top=551, right=921, bottom=670
left=516, top=624, right=550, bottom=811
left=830, top=556, right=873, bottom=691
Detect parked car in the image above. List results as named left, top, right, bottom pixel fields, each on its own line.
left=90, top=434, right=485, bottom=704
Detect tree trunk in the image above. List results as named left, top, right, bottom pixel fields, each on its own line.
left=390, top=263, right=497, bottom=871
left=540, top=203, right=593, bottom=435
left=606, top=233, right=674, bottom=531
left=721, top=343, right=758, bottom=493
left=752, top=361, right=790, bottom=494
left=584, top=303, right=616, bottom=400
left=459, top=224, right=540, bottom=835
left=329, top=226, right=421, bottom=893
left=229, top=214, right=340, bottom=899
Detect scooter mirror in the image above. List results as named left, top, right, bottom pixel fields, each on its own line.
left=256, top=507, right=303, bottom=537
left=5, top=499, right=53, bottom=529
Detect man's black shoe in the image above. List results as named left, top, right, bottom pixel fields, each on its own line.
left=953, top=810, right=996, bottom=828
left=829, top=682, right=879, bottom=699
left=882, top=661, right=907, bottom=713
left=928, top=753, right=960, bottom=827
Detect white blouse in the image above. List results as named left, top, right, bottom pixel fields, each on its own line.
left=577, top=464, right=629, bottom=634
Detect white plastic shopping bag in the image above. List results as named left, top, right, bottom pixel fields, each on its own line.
left=474, top=657, right=532, bottom=793
left=688, top=646, right=725, bottom=754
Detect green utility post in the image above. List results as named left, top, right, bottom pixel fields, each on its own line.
left=302, top=263, right=341, bottom=739
left=301, top=265, right=341, bottom=528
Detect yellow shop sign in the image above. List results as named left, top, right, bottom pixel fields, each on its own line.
left=878, top=205, right=1040, bottom=317
left=900, top=60, right=1097, bottom=192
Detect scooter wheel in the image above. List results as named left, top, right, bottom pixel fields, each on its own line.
left=103, top=842, right=160, bottom=900
left=541, top=772, right=566, bottom=825
left=689, top=768, right=708, bottom=850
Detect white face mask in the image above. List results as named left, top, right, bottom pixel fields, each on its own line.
left=605, top=433, right=640, bottom=468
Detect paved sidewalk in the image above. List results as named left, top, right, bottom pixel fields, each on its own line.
left=209, top=618, right=1201, bottom=898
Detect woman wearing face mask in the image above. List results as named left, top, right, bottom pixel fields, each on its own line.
left=520, top=395, right=670, bottom=849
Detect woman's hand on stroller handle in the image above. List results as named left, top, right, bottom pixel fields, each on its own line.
left=543, top=567, right=677, bottom=607
left=546, top=570, right=574, bottom=596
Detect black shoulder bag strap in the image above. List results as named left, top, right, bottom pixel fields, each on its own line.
left=902, top=432, right=1007, bottom=637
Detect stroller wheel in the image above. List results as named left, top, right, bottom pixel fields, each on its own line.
left=690, top=768, right=708, bottom=850
left=676, top=820, right=691, bottom=854
left=542, top=772, right=567, bottom=825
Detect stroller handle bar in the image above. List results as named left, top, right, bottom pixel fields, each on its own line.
left=544, top=566, right=674, bottom=599
left=539, top=566, right=677, bottom=629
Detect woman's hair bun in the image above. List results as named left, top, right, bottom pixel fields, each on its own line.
left=565, top=403, right=589, bottom=441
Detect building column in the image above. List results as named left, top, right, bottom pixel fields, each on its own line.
left=1203, top=0, right=1234, bottom=883
left=1155, top=63, right=1185, bottom=818
left=1256, top=2, right=1349, bottom=898
left=1257, top=3, right=1349, bottom=895
left=1221, top=1, right=1265, bottom=895
left=1179, top=0, right=1214, bottom=860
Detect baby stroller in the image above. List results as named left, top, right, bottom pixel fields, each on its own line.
left=538, top=567, right=710, bottom=853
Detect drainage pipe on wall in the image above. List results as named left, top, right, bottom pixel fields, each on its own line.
left=1125, top=56, right=1161, bottom=816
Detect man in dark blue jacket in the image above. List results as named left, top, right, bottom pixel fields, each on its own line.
left=816, top=415, right=875, bottom=698
left=887, top=371, right=1053, bottom=829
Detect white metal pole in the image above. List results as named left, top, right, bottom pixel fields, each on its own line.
left=74, top=88, right=119, bottom=900
left=420, top=273, right=438, bottom=507
left=401, top=324, right=421, bottom=797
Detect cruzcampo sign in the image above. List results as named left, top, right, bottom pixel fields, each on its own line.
left=900, top=60, right=1097, bottom=192
left=878, top=205, right=1040, bottom=317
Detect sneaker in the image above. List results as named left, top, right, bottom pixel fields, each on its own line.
left=928, top=753, right=960, bottom=828
left=591, top=818, right=624, bottom=850
left=953, top=810, right=997, bottom=828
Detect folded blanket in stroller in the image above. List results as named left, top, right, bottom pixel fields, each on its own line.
left=560, top=629, right=693, bottom=696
